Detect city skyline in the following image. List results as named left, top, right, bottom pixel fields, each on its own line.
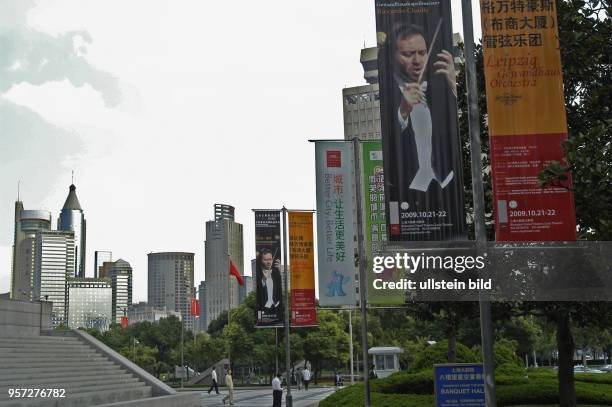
left=0, top=1, right=482, bottom=302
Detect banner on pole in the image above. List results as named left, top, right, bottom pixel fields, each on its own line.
left=120, top=316, right=129, bottom=329
left=375, top=0, right=466, bottom=241
left=479, top=0, right=576, bottom=241
left=315, top=141, right=357, bottom=307
left=190, top=298, right=200, bottom=317
left=288, top=212, right=317, bottom=327
left=361, top=140, right=404, bottom=305
left=254, top=210, right=284, bottom=327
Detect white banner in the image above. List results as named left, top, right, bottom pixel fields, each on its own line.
left=315, top=141, right=357, bottom=306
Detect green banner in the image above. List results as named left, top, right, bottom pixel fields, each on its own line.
left=362, top=140, right=403, bottom=304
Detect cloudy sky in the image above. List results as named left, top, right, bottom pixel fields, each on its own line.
left=0, top=0, right=481, bottom=302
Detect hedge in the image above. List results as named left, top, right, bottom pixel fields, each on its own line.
left=322, top=373, right=612, bottom=407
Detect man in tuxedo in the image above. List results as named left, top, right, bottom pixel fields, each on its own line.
left=256, top=248, right=282, bottom=321
left=392, top=22, right=458, bottom=194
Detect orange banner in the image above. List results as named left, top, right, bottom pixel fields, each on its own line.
left=480, top=0, right=576, bottom=241
left=481, top=0, right=566, bottom=136
left=288, top=212, right=317, bottom=326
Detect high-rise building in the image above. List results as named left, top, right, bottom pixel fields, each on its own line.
left=106, top=259, right=133, bottom=323
left=33, top=230, right=75, bottom=327
left=204, top=204, right=244, bottom=330
left=343, top=47, right=381, bottom=142
left=11, top=200, right=52, bottom=301
left=127, top=301, right=182, bottom=325
left=147, top=252, right=195, bottom=331
left=238, top=275, right=254, bottom=305
left=67, top=277, right=112, bottom=331
left=94, top=251, right=112, bottom=279
left=58, top=184, right=87, bottom=278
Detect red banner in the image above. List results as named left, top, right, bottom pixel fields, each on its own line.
left=288, top=212, right=317, bottom=327
left=491, top=134, right=576, bottom=241
left=190, top=298, right=200, bottom=316
left=480, top=0, right=577, bottom=241
left=120, top=316, right=129, bottom=328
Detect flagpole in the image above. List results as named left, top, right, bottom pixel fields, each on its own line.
left=227, top=253, right=232, bottom=369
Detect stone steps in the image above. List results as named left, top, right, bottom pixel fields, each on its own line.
left=0, top=334, right=153, bottom=407
left=0, top=373, right=138, bottom=388
left=0, top=386, right=152, bottom=407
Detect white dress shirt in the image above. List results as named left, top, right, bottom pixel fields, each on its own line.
left=272, top=376, right=282, bottom=391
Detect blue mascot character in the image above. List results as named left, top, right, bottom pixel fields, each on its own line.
left=326, top=271, right=350, bottom=297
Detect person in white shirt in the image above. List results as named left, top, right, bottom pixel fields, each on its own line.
left=207, top=366, right=219, bottom=395
left=302, top=367, right=311, bottom=390
left=272, top=373, right=283, bottom=407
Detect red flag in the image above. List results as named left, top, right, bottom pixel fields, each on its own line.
left=229, top=258, right=244, bottom=286
left=190, top=298, right=200, bottom=316
left=120, top=316, right=129, bottom=328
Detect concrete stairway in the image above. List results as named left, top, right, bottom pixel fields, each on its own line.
left=0, top=335, right=152, bottom=407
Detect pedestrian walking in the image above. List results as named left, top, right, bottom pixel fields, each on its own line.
left=272, top=373, right=283, bottom=407
left=207, top=366, right=219, bottom=395
left=222, top=369, right=234, bottom=405
left=302, top=367, right=311, bottom=390
left=296, top=368, right=302, bottom=390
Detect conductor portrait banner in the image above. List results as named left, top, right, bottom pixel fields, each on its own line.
left=254, top=210, right=283, bottom=327
left=375, top=0, right=466, bottom=241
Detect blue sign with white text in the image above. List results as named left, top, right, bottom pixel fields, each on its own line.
left=434, top=363, right=485, bottom=407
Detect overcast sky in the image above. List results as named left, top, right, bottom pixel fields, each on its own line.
left=0, top=0, right=482, bottom=302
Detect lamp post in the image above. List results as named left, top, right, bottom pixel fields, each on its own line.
left=181, top=317, right=184, bottom=388
left=132, top=337, right=139, bottom=363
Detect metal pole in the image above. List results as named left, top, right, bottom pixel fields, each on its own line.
left=181, top=318, right=184, bottom=388
left=133, top=337, right=136, bottom=363
left=227, top=254, right=232, bottom=368
left=461, top=1, right=497, bottom=405
left=275, top=327, right=279, bottom=374
left=348, top=308, right=354, bottom=385
left=282, top=207, right=293, bottom=407
left=352, top=137, right=371, bottom=406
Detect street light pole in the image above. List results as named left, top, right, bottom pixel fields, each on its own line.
left=461, top=0, right=497, bottom=405
left=348, top=308, right=354, bottom=385
left=352, top=137, right=371, bottom=407
left=181, top=318, right=184, bottom=388
left=282, top=207, right=293, bottom=407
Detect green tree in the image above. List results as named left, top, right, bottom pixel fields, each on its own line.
left=302, top=310, right=350, bottom=383
left=455, top=0, right=611, bottom=405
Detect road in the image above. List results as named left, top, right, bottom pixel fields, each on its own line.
left=189, top=386, right=337, bottom=407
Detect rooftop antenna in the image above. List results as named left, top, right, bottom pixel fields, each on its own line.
left=71, top=170, right=74, bottom=185
left=17, top=180, right=20, bottom=201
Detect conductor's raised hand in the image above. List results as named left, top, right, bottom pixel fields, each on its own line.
left=433, top=50, right=457, bottom=97
left=399, top=82, right=424, bottom=119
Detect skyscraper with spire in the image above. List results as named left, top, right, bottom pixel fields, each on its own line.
left=58, top=184, right=87, bottom=278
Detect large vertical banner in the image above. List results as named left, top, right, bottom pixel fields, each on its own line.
left=254, top=211, right=283, bottom=327
left=362, top=140, right=403, bottom=304
left=375, top=1, right=466, bottom=241
left=480, top=0, right=576, bottom=241
left=288, top=212, right=317, bottom=326
left=315, top=141, right=357, bottom=307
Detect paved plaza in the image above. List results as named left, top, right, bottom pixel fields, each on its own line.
left=190, top=386, right=337, bottom=407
